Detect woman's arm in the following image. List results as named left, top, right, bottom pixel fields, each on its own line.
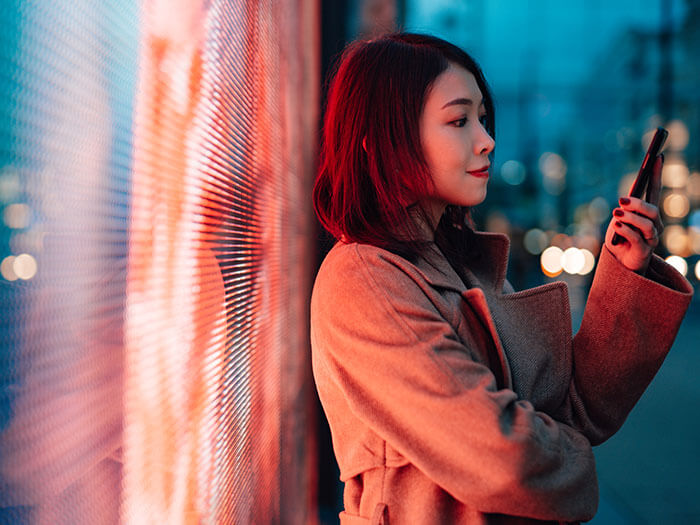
left=553, top=243, right=692, bottom=444
left=312, top=244, right=598, bottom=521
left=552, top=156, right=693, bottom=444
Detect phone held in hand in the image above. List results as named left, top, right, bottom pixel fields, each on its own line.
left=611, top=126, right=668, bottom=246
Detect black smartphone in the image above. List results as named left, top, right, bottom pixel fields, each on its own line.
left=611, top=126, right=668, bottom=245
left=628, top=127, right=668, bottom=200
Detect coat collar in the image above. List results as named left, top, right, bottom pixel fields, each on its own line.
left=414, top=231, right=511, bottom=294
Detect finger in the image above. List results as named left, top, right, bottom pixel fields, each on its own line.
left=646, top=154, right=664, bottom=206
left=608, top=221, right=631, bottom=249
left=613, top=221, right=644, bottom=247
left=613, top=218, right=658, bottom=249
left=619, top=196, right=661, bottom=230
left=606, top=221, right=626, bottom=249
left=612, top=207, right=656, bottom=240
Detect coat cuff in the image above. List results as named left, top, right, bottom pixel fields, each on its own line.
left=598, top=244, right=693, bottom=300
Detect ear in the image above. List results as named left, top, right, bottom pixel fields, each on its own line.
left=362, top=136, right=367, bottom=153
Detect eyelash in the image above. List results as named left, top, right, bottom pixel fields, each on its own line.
left=450, top=115, right=489, bottom=128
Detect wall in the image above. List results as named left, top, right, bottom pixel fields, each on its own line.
left=0, top=1, right=319, bottom=523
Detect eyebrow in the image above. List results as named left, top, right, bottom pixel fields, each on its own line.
left=441, top=97, right=484, bottom=109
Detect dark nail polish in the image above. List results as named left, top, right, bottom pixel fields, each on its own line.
left=615, top=221, right=622, bottom=228
left=619, top=197, right=630, bottom=205
left=613, top=209, right=624, bottom=217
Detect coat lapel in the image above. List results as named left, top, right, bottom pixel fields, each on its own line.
left=461, top=287, right=513, bottom=390
left=410, top=232, right=515, bottom=389
left=411, top=231, right=512, bottom=294
left=459, top=231, right=511, bottom=294
left=412, top=231, right=572, bottom=406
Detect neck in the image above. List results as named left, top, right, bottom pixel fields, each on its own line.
left=407, top=203, right=442, bottom=242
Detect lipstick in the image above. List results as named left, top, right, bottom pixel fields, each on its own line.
left=467, top=166, right=489, bottom=178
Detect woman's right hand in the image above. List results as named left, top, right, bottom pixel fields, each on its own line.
left=604, top=155, right=664, bottom=275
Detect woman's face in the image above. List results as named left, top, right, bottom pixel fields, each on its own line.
left=419, top=63, right=495, bottom=227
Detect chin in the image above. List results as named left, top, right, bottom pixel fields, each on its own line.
left=462, top=190, right=487, bottom=207
left=475, top=186, right=488, bottom=204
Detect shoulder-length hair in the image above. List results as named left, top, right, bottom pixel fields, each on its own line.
left=313, top=32, right=495, bottom=264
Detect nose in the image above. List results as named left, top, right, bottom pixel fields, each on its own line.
left=474, top=125, right=495, bottom=156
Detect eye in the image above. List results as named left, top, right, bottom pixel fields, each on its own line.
left=450, top=117, right=467, bottom=128
left=479, top=114, right=489, bottom=128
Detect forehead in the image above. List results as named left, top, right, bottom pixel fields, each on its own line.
left=425, top=64, right=483, bottom=109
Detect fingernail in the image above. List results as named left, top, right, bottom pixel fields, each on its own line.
left=613, top=209, right=624, bottom=217
left=619, top=197, right=630, bottom=205
left=615, top=221, right=623, bottom=228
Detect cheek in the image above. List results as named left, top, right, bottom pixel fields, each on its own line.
left=421, top=132, right=441, bottom=168
left=424, top=131, right=464, bottom=171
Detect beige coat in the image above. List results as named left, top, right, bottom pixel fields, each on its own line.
left=310, top=231, right=693, bottom=524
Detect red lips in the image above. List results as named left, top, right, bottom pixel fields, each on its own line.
left=467, top=165, right=489, bottom=178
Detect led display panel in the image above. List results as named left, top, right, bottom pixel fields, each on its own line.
left=0, top=1, right=319, bottom=523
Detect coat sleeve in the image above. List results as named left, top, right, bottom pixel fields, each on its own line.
left=311, top=244, right=598, bottom=522
left=553, top=245, right=693, bottom=445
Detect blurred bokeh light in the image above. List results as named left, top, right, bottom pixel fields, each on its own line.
left=541, top=246, right=564, bottom=277
left=524, top=228, right=548, bottom=254
left=666, top=119, right=690, bottom=151
left=500, top=159, right=527, bottom=185
left=663, top=159, right=690, bottom=188
left=663, top=192, right=691, bottom=218
left=665, top=255, right=688, bottom=276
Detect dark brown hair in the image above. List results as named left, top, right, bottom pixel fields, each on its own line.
left=313, top=32, right=495, bottom=264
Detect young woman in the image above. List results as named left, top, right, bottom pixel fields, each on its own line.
left=310, top=32, right=692, bottom=524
